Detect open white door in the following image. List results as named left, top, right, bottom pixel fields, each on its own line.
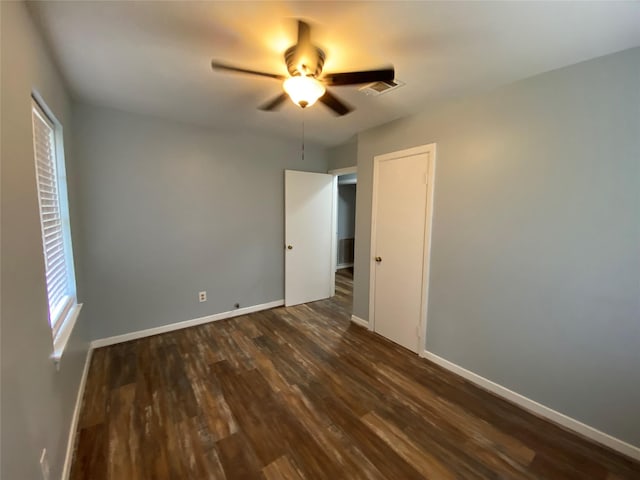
left=285, top=170, right=335, bottom=306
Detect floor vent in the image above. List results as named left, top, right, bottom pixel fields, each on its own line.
left=359, top=79, right=405, bottom=96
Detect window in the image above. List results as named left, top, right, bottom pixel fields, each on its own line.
left=31, top=97, right=81, bottom=360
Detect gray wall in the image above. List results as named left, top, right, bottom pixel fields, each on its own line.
left=72, top=104, right=328, bottom=340
left=1, top=2, right=90, bottom=479
left=352, top=47, right=640, bottom=446
left=328, top=135, right=357, bottom=171
left=337, top=184, right=356, bottom=240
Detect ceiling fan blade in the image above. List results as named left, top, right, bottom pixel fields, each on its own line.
left=319, top=90, right=353, bottom=116
left=322, top=67, right=395, bottom=86
left=259, top=93, right=289, bottom=111
left=211, top=60, right=286, bottom=80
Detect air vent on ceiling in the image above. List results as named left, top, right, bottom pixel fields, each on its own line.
left=358, top=79, right=405, bottom=96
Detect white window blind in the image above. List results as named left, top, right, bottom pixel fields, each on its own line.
left=32, top=100, right=74, bottom=338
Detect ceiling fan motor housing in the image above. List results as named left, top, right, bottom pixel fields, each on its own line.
left=284, top=44, right=326, bottom=78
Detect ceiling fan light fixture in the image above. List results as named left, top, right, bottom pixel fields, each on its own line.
left=283, top=75, right=326, bottom=108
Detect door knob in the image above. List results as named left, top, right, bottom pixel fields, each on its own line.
left=287, top=245, right=293, bottom=250
left=375, top=256, right=382, bottom=263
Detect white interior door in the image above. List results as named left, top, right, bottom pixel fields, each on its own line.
left=371, top=147, right=433, bottom=352
left=285, top=170, right=335, bottom=306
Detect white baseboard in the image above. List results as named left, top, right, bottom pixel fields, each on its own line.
left=421, top=350, right=640, bottom=461
left=62, top=347, right=93, bottom=479
left=350, top=315, right=370, bottom=329
left=90, top=300, right=284, bottom=349
left=336, top=263, right=354, bottom=270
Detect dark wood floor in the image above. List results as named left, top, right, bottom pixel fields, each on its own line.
left=71, top=268, right=639, bottom=479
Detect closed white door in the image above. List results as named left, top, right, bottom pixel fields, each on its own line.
left=371, top=148, right=433, bottom=352
left=285, top=170, right=335, bottom=306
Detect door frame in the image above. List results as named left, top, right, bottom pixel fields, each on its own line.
left=368, top=143, right=436, bottom=352
left=328, top=166, right=357, bottom=276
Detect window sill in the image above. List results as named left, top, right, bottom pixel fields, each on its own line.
left=51, top=303, right=83, bottom=370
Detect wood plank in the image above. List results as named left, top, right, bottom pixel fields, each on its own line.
left=216, top=432, right=263, bottom=480
left=374, top=361, right=537, bottom=467
left=77, top=347, right=110, bottom=428
left=210, top=361, right=285, bottom=466
left=263, top=456, right=305, bottom=480
left=361, top=411, right=457, bottom=480
left=133, top=351, right=171, bottom=479
left=108, top=383, right=142, bottom=479
left=69, top=424, right=108, bottom=480
left=306, top=391, right=425, bottom=480
left=108, top=342, right=137, bottom=389
left=279, top=385, right=386, bottom=480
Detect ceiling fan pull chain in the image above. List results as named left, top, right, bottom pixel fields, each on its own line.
left=301, top=110, right=305, bottom=161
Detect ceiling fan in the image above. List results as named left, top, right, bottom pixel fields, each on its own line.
left=211, top=20, right=394, bottom=116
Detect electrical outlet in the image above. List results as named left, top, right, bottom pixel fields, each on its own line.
left=198, top=291, right=207, bottom=302
left=40, top=449, right=50, bottom=480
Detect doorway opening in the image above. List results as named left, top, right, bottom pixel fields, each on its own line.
left=331, top=167, right=357, bottom=315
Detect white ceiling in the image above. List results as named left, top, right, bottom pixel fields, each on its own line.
left=29, top=1, right=640, bottom=147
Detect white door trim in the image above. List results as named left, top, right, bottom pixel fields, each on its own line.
left=331, top=175, right=338, bottom=287
left=369, top=143, right=437, bottom=351
left=329, top=166, right=357, bottom=176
